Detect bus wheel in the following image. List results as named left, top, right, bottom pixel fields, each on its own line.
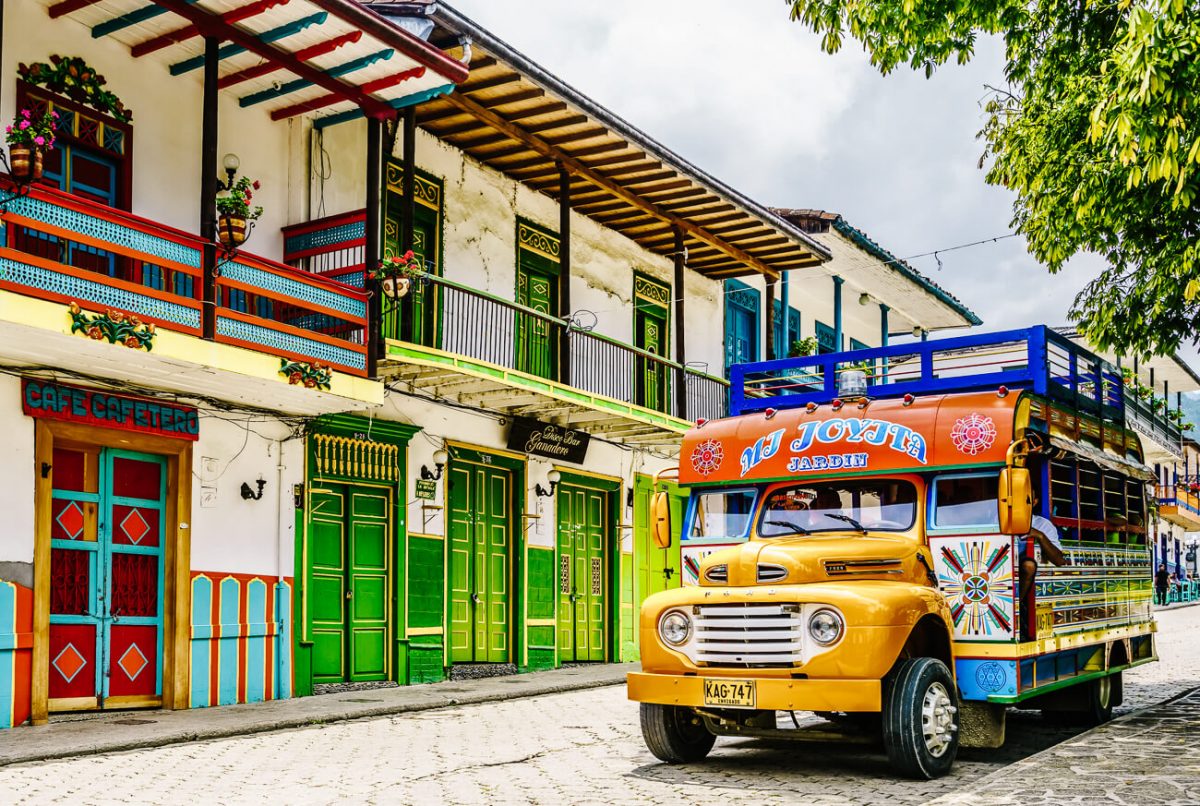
left=1080, top=673, right=1116, bottom=726
left=640, top=703, right=716, bottom=764
left=883, top=657, right=961, bottom=779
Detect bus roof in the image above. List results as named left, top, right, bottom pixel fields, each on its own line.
left=680, top=390, right=1019, bottom=486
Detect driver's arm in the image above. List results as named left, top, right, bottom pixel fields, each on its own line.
left=1033, top=529, right=1068, bottom=566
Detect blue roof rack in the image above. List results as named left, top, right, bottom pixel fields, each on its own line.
left=730, top=326, right=1125, bottom=422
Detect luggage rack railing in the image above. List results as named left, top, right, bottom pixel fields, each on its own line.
left=730, top=326, right=1125, bottom=423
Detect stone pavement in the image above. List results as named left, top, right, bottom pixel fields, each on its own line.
left=925, top=686, right=1200, bottom=806
left=0, top=662, right=633, bottom=767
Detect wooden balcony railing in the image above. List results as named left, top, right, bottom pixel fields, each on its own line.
left=0, top=183, right=368, bottom=377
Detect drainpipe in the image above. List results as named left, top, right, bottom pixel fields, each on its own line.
left=832, top=276, right=843, bottom=351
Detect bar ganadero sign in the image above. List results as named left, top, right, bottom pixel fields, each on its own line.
left=22, top=378, right=200, bottom=440
left=507, top=417, right=590, bottom=463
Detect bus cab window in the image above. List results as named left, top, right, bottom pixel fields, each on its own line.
left=931, top=474, right=1000, bottom=530
left=690, top=490, right=756, bottom=540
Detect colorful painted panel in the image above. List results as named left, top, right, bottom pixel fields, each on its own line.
left=931, top=535, right=1016, bottom=641
left=956, top=658, right=1018, bottom=701
left=1036, top=544, right=1153, bottom=635
left=48, top=623, right=97, bottom=700
left=0, top=581, right=34, bottom=729
left=106, top=625, right=157, bottom=697
left=189, top=573, right=293, bottom=708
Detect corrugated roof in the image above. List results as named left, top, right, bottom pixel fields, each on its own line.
left=773, top=208, right=982, bottom=327
left=361, top=0, right=831, bottom=280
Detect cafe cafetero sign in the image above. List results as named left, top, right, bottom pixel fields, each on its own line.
left=507, top=417, right=590, bottom=464
left=22, top=378, right=200, bottom=440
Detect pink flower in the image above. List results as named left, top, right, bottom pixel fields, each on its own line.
left=4, top=127, right=10, bottom=134
left=21, top=110, right=30, bottom=119
left=33, top=136, right=44, bottom=146
left=18, top=120, right=29, bottom=130
left=51, top=111, right=59, bottom=119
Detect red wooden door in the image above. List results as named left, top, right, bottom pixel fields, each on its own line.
left=48, top=447, right=166, bottom=711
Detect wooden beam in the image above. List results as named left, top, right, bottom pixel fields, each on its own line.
left=218, top=30, right=362, bottom=89
left=49, top=0, right=102, bottom=18
left=132, top=0, right=286, bottom=58
left=543, top=127, right=611, bottom=146
left=525, top=114, right=589, bottom=135
left=505, top=101, right=569, bottom=122
left=600, top=161, right=663, bottom=179
left=444, top=92, right=785, bottom=278
left=150, top=0, right=393, bottom=117
left=459, top=72, right=524, bottom=94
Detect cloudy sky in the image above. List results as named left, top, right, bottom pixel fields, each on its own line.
left=449, top=0, right=1105, bottom=334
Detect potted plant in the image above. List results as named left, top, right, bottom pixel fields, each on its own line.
left=373, top=250, right=424, bottom=297
left=5, top=108, right=56, bottom=181
left=788, top=336, right=818, bottom=358
left=215, top=175, right=262, bottom=248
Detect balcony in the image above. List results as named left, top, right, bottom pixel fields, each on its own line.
left=1157, top=484, right=1200, bottom=530
left=0, top=183, right=378, bottom=413
left=1126, top=394, right=1183, bottom=460
left=284, top=213, right=727, bottom=448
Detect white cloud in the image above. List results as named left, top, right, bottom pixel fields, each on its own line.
left=450, top=0, right=1101, bottom=334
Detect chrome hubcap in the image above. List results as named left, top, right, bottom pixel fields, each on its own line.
left=921, top=682, right=957, bottom=757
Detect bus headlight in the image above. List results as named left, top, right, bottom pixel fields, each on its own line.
left=659, top=610, right=692, bottom=646
left=808, top=608, right=844, bottom=645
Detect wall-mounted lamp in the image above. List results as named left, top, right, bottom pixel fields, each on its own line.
left=535, top=469, right=561, bottom=498
left=912, top=326, right=924, bottom=339
left=421, top=449, right=449, bottom=481
left=858, top=292, right=871, bottom=306
left=222, top=152, right=240, bottom=186
left=240, top=478, right=266, bottom=501
left=626, top=488, right=635, bottom=509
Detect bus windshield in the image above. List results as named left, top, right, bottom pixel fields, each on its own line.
left=758, top=480, right=918, bottom=537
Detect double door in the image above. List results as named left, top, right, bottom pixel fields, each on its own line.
left=447, top=461, right=511, bottom=663
left=557, top=484, right=608, bottom=662
left=48, top=447, right=166, bottom=711
left=307, top=484, right=393, bottom=683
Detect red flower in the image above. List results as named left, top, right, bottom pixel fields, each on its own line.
left=87, top=327, right=103, bottom=340
left=303, top=377, right=317, bottom=388
left=289, top=372, right=303, bottom=385
left=124, top=336, right=140, bottom=348
left=252, top=181, right=261, bottom=190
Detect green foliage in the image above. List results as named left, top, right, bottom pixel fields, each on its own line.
left=215, top=175, right=263, bottom=221
left=789, top=336, right=819, bottom=357
left=787, top=0, right=1200, bottom=358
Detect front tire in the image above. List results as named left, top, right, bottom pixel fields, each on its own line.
left=883, top=658, right=961, bottom=779
left=640, top=703, right=716, bottom=763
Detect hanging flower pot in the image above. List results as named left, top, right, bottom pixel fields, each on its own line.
left=217, top=214, right=248, bottom=247
left=395, top=277, right=411, bottom=298
left=8, top=145, right=42, bottom=180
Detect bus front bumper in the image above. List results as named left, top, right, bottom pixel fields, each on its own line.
left=627, top=671, right=882, bottom=713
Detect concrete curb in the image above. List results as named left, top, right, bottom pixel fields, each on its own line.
left=0, top=663, right=636, bottom=768
left=921, top=683, right=1200, bottom=805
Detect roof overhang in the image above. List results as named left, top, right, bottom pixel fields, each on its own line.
left=360, top=0, right=831, bottom=280
left=37, top=0, right=469, bottom=122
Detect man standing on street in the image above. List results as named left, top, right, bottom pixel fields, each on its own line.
left=1156, top=563, right=1171, bottom=605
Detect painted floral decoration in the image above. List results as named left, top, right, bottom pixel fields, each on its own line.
left=280, top=358, right=332, bottom=391
left=216, top=175, right=263, bottom=221
left=950, top=413, right=997, bottom=456
left=68, top=302, right=155, bottom=350
left=690, top=438, right=724, bottom=476
left=5, top=108, right=57, bottom=149
left=19, top=56, right=132, bottom=122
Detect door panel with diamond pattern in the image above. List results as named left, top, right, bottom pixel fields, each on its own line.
left=48, top=447, right=165, bottom=711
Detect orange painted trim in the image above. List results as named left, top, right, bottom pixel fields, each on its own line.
left=216, top=277, right=365, bottom=323
left=0, top=213, right=202, bottom=278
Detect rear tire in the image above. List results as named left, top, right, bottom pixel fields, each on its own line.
left=882, top=658, right=961, bottom=779
left=640, top=703, right=716, bottom=763
left=1042, top=673, right=1118, bottom=727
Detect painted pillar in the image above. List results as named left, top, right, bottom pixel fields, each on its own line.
left=200, top=36, right=219, bottom=340
left=365, top=116, right=383, bottom=376
left=832, top=276, right=844, bottom=351
left=399, top=106, right=417, bottom=343
left=781, top=271, right=791, bottom=349
left=765, top=278, right=776, bottom=361
left=558, top=164, right=572, bottom=382
left=673, top=227, right=687, bottom=420
left=879, top=304, right=889, bottom=382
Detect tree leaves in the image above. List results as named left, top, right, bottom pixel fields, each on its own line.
left=787, top=0, right=1200, bottom=357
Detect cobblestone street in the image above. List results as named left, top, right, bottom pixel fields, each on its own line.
left=2, top=606, right=1198, bottom=806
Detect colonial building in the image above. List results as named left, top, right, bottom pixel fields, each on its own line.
left=0, top=0, right=982, bottom=728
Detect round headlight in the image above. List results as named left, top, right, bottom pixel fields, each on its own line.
left=808, top=608, right=844, bottom=645
left=659, top=610, right=691, bottom=646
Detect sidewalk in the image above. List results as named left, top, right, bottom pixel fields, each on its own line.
left=926, top=685, right=1200, bottom=805
left=0, top=662, right=635, bottom=767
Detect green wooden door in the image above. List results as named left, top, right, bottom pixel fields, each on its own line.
left=557, top=484, right=608, bottom=662
left=448, top=461, right=511, bottom=663
left=633, top=475, right=685, bottom=603
left=635, top=308, right=668, bottom=411
left=308, top=483, right=393, bottom=683
left=517, top=262, right=558, bottom=381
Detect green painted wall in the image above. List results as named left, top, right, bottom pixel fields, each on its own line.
left=407, top=535, right=446, bottom=683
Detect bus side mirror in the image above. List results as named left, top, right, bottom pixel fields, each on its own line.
left=651, top=490, right=672, bottom=548
left=998, top=467, right=1032, bottom=535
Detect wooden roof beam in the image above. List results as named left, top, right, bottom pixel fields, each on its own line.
left=459, top=72, right=524, bottom=94
left=445, top=91, right=804, bottom=277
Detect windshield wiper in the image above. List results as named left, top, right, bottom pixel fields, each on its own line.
left=823, top=513, right=867, bottom=534
left=764, top=518, right=810, bottom=536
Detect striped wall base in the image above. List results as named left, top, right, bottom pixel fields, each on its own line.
left=190, top=573, right=293, bottom=708
left=0, top=581, right=33, bottom=728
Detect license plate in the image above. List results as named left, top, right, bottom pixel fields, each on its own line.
left=703, top=678, right=757, bottom=709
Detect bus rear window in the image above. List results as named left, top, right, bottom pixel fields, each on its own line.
left=689, top=490, right=756, bottom=540
left=931, top=474, right=999, bottom=530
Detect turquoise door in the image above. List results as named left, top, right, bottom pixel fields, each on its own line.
left=48, top=447, right=166, bottom=711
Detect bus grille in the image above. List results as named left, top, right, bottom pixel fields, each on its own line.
left=693, top=603, right=804, bottom=667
